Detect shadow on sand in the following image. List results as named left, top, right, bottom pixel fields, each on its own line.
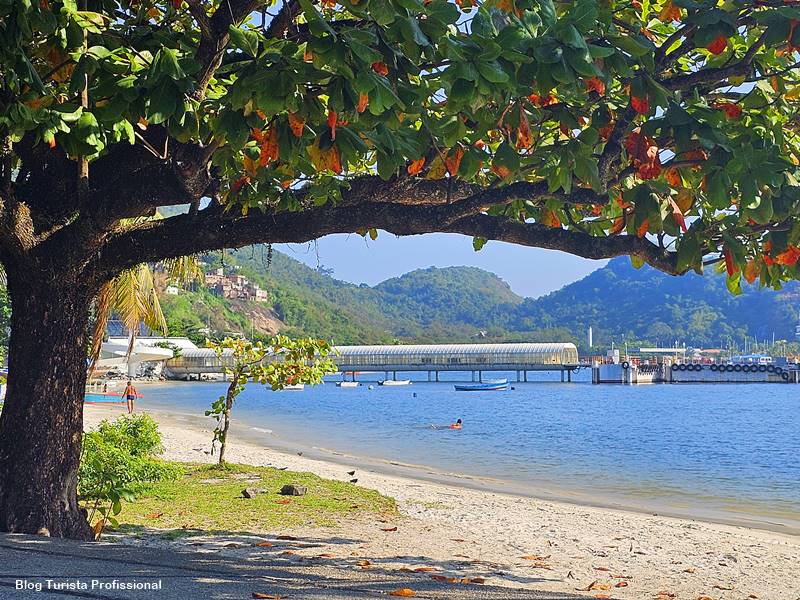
left=0, top=529, right=602, bottom=599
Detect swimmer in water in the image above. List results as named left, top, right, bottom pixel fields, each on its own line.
left=449, top=418, right=463, bottom=430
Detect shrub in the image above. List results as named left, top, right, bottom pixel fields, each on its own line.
left=79, top=414, right=180, bottom=535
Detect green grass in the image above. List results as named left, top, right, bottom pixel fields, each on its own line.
left=116, top=462, right=397, bottom=536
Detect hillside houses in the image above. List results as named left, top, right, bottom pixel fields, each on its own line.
left=205, top=268, right=269, bottom=302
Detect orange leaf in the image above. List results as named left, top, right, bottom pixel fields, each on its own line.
left=520, top=554, right=550, bottom=560
left=665, top=168, right=681, bottom=187
left=407, top=157, right=426, bottom=175
left=413, top=567, right=437, bottom=572
left=669, top=197, right=688, bottom=233
left=444, top=147, right=464, bottom=177
left=243, top=156, right=258, bottom=176
left=357, top=92, right=369, bottom=113
left=259, top=125, right=280, bottom=166
left=308, top=140, right=342, bottom=174
left=716, top=102, right=742, bottom=119
left=631, top=95, right=649, bottom=115
left=615, top=580, right=629, bottom=587
left=145, top=512, right=163, bottom=519
left=288, top=113, right=305, bottom=137
left=252, top=593, right=282, bottom=599
left=327, top=110, right=338, bottom=141
left=389, top=589, right=416, bottom=597
left=540, top=208, right=561, bottom=228
left=707, top=35, right=727, bottom=55
left=491, top=164, right=511, bottom=179
left=723, top=247, right=737, bottom=276
left=255, top=541, right=273, bottom=547
left=637, top=218, right=650, bottom=238
left=585, top=76, right=605, bottom=95
left=743, top=260, right=760, bottom=284
left=430, top=575, right=448, bottom=581
left=610, top=216, right=625, bottom=235
left=381, top=526, right=398, bottom=532
left=775, top=244, right=800, bottom=266
left=516, top=107, right=532, bottom=149
left=372, top=61, right=389, bottom=76
left=658, top=0, right=681, bottom=22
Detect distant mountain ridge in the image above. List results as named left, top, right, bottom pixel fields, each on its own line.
left=158, top=244, right=800, bottom=350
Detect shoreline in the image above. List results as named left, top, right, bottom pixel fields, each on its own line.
left=84, top=403, right=800, bottom=599
left=132, top=400, right=800, bottom=537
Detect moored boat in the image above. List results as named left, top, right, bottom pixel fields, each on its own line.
left=281, top=383, right=305, bottom=391
left=454, top=378, right=508, bottom=391
left=336, top=381, right=360, bottom=388
left=378, top=379, right=412, bottom=386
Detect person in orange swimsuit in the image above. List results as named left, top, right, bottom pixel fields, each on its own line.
left=449, top=418, right=463, bottom=430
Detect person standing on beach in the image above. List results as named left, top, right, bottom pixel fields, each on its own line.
left=124, top=380, right=138, bottom=414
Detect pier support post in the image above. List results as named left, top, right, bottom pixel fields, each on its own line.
left=567, top=370, right=572, bottom=383
left=435, top=371, right=439, bottom=382
left=524, top=371, right=527, bottom=382
left=479, top=371, right=482, bottom=382
left=560, top=370, right=564, bottom=382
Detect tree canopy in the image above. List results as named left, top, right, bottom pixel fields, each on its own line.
left=3, top=0, right=800, bottom=291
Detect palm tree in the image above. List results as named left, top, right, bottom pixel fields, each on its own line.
left=89, top=257, right=204, bottom=367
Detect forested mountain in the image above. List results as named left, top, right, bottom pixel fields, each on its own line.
left=156, top=246, right=800, bottom=351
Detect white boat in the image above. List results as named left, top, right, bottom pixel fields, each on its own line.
left=281, top=384, right=305, bottom=391
left=378, top=379, right=412, bottom=386
left=336, top=381, right=360, bottom=388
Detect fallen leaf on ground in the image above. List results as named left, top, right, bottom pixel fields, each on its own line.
left=430, top=575, right=448, bottom=582
left=713, top=585, right=733, bottom=590
left=275, top=499, right=292, bottom=505
left=594, top=566, right=610, bottom=571
left=521, top=554, right=550, bottom=560
left=381, top=527, right=398, bottom=532
left=255, top=541, right=273, bottom=547
left=145, top=512, right=163, bottom=519
left=355, top=560, right=371, bottom=568
left=252, top=594, right=283, bottom=599
left=682, top=567, right=695, bottom=573
left=413, top=567, right=436, bottom=572
left=453, top=554, right=470, bottom=559
left=577, top=581, right=610, bottom=592
left=318, top=553, right=335, bottom=558
left=389, top=589, right=416, bottom=597
left=398, top=567, right=413, bottom=573
left=615, top=581, right=628, bottom=587
left=276, top=535, right=298, bottom=540
left=696, top=596, right=714, bottom=600
left=451, top=538, right=466, bottom=542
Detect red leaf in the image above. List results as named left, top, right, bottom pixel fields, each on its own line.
left=585, top=77, right=605, bottom=95
left=407, top=157, right=425, bottom=175
left=723, top=247, right=737, bottom=276
left=357, top=92, right=369, bottom=113
left=327, top=110, right=338, bottom=141
left=669, top=197, right=688, bottom=232
left=631, top=95, right=649, bottom=115
left=707, top=35, right=728, bottom=55
left=775, top=245, right=800, bottom=266
left=371, top=61, right=389, bottom=76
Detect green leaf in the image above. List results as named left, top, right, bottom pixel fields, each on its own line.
left=229, top=25, right=260, bottom=57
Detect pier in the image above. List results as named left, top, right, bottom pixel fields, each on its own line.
left=164, top=342, right=581, bottom=381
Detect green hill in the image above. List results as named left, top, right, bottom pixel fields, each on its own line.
left=158, top=245, right=800, bottom=351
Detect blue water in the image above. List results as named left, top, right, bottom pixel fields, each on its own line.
left=136, top=372, right=800, bottom=529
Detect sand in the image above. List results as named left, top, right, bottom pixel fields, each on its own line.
left=84, top=404, right=800, bottom=600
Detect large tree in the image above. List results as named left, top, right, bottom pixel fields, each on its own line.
left=1, top=0, right=800, bottom=539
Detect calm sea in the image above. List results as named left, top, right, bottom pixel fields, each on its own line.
left=133, top=372, right=800, bottom=532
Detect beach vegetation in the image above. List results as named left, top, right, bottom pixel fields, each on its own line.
left=205, top=337, right=337, bottom=464
left=116, top=462, right=397, bottom=534
left=3, top=0, right=800, bottom=539
left=79, top=414, right=181, bottom=538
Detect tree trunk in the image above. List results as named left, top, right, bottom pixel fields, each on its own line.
left=217, top=383, right=235, bottom=465
left=0, top=273, right=94, bottom=540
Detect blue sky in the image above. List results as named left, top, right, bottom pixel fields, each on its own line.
left=277, top=232, right=606, bottom=298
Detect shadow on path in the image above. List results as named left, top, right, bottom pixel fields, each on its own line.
left=0, top=532, right=599, bottom=599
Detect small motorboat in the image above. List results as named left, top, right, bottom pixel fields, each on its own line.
left=378, top=379, right=412, bottom=386
left=454, top=378, right=508, bottom=391
left=336, top=381, right=360, bottom=388
left=281, top=383, right=305, bottom=391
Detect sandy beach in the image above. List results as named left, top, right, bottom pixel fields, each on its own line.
left=84, top=404, right=800, bottom=599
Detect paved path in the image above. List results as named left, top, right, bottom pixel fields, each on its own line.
left=0, top=534, right=593, bottom=599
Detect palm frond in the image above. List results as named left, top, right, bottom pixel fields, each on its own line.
left=88, top=281, right=113, bottom=373
left=163, top=255, right=204, bottom=286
